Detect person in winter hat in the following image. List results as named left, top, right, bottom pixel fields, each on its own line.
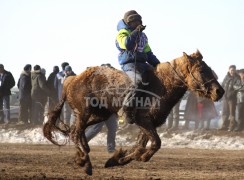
left=0, top=64, right=15, bottom=124
left=62, top=65, right=76, bottom=126
left=17, top=64, right=32, bottom=124
left=220, top=65, right=240, bottom=131
left=46, top=65, right=60, bottom=112
left=116, top=10, right=160, bottom=124
left=233, top=69, right=244, bottom=131
left=31, top=65, right=49, bottom=125
left=54, top=62, right=69, bottom=101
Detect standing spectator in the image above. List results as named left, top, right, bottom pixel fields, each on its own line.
left=55, top=62, right=69, bottom=101
left=183, top=91, right=198, bottom=129
left=184, top=91, right=219, bottom=130
left=197, top=70, right=219, bottom=130
left=85, top=113, right=118, bottom=153
left=167, top=99, right=182, bottom=131
left=63, top=65, right=76, bottom=126
left=54, top=62, right=69, bottom=121
left=0, top=64, right=15, bottom=124
left=196, top=97, right=218, bottom=130
left=219, top=65, right=240, bottom=131
left=234, top=69, right=244, bottom=131
left=17, top=64, right=32, bottom=125
left=31, top=65, right=49, bottom=125
left=41, top=68, right=46, bottom=76
left=46, top=66, right=59, bottom=111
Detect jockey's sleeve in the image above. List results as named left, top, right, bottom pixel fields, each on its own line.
left=116, top=29, right=138, bottom=51
left=144, top=43, right=160, bottom=67
left=147, top=51, right=160, bottom=67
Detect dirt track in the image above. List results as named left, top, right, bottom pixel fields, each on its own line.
left=0, top=144, right=244, bottom=179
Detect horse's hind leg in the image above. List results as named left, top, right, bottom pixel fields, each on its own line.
left=71, top=109, right=93, bottom=175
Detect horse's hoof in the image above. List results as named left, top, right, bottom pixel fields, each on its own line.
left=84, top=166, right=92, bottom=176
left=104, top=148, right=127, bottom=168
left=84, top=163, right=92, bottom=176
left=75, top=157, right=86, bottom=167
left=140, top=154, right=151, bottom=162
left=105, top=156, right=120, bottom=168
left=74, top=151, right=86, bottom=167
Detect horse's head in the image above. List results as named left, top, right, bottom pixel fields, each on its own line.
left=179, top=50, right=224, bottom=101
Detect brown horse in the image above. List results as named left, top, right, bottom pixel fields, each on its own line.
left=43, top=50, right=224, bottom=175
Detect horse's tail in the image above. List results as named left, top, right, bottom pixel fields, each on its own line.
left=43, top=97, right=70, bottom=146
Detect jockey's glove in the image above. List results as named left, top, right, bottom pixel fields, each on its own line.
left=136, top=25, right=146, bottom=32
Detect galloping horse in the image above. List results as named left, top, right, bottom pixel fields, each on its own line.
left=43, top=50, right=224, bottom=175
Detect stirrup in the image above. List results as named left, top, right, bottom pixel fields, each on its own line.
left=117, top=108, right=135, bottom=124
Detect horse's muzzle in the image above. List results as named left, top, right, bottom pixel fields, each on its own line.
left=212, top=85, right=225, bottom=101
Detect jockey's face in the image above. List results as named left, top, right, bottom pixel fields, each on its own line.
left=128, top=20, right=142, bottom=29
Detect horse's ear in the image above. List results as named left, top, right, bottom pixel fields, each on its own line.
left=183, top=52, right=194, bottom=63
left=189, top=49, right=203, bottom=61
left=196, top=49, right=203, bottom=60
left=183, top=52, right=189, bottom=58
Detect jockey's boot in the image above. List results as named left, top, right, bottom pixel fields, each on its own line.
left=119, top=106, right=136, bottom=124
left=118, top=111, right=135, bottom=124
left=117, top=102, right=135, bottom=124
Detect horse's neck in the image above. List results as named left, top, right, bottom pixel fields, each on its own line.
left=156, top=61, right=187, bottom=103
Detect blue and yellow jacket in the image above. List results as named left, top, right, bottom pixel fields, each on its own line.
left=116, top=20, right=160, bottom=67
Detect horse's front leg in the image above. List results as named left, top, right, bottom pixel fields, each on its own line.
left=105, top=122, right=150, bottom=168
left=137, top=121, right=161, bottom=162
left=120, top=130, right=149, bottom=161
left=118, top=119, right=160, bottom=164
left=137, top=129, right=149, bottom=147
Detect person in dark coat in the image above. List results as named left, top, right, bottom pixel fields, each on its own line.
left=219, top=65, right=240, bottom=131
left=167, top=99, right=182, bottom=131
left=196, top=97, right=218, bottom=130
left=46, top=66, right=59, bottom=111
left=184, top=91, right=218, bottom=130
left=17, top=64, right=32, bottom=124
left=0, top=64, right=15, bottom=124
left=31, top=65, right=49, bottom=125
left=234, top=69, right=244, bottom=131
left=183, top=91, right=198, bottom=129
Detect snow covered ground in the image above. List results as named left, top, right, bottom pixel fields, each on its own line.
left=2, top=95, right=243, bottom=151
left=1, top=125, right=244, bottom=150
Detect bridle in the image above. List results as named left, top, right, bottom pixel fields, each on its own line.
left=166, top=62, right=187, bottom=87
left=167, top=61, right=215, bottom=96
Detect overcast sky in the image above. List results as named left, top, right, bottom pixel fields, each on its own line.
left=0, top=0, right=243, bottom=84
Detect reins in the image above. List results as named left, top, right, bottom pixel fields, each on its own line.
left=167, top=62, right=188, bottom=87
left=133, top=31, right=141, bottom=87
left=187, top=66, right=215, bottom=95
